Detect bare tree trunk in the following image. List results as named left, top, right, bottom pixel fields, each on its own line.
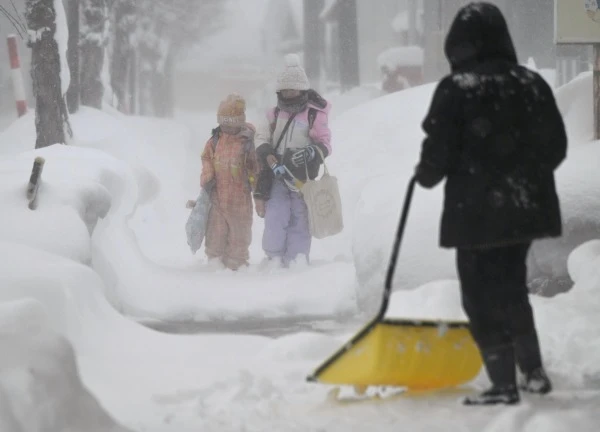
left=110, top=0, right=135, bottom=113
left=137, top=14, right=162, bottom=117
left=303, top=0, right=324, bottom=92
left=127, top=49, right=137, bottom=114
left=26, top=0, right=70, bottom=149
left=338, top=0, right=359, bottom=91
left=151, top=47, right=175, bottom=118
left=66, top=0, right=80, bottom=113
left=80, top=0, right=108, bottom=109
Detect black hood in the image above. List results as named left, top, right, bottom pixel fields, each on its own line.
left=444, top=2, right=518, bottom=72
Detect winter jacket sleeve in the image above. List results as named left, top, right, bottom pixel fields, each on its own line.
left=533, top=78, right=567, bottom=171
left=416, top=77, right=460, bottom=188
left=246, top=147, right=260, bottom=192
left=243, top=126, right=260, bottom=192
left=255, top=109, right=277, bottom=164
left=309, top=110, right=332, bottom=157
left=200, top=138, right=215, bottom=189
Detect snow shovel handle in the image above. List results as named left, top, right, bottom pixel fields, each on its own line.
left=377, top=175, right=417, bottom=320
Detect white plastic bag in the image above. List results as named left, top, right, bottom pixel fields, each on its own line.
left=185, top=187, right=212, bottom=254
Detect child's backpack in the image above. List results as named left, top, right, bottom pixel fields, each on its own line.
left=210, top=126, right=254, bottom=154
left=209, top=126, right=257, bottom=190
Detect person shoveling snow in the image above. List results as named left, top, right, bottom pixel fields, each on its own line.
left=414, top=2, right=567, bottom=406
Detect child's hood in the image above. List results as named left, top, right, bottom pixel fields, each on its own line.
left=308, top=99, right=332, bottom=116
left=238, top=123, right=256, bottom=140
left=307, top=90, right=332, bottom=116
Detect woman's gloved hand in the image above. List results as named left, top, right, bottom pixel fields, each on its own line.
left=270, top=162, right=286, bottom=177
left=414, top=163, right=444, bottom=189
left=291, top=145, right=317, bottom=167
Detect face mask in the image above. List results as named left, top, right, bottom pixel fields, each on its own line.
left=220, top=125, right=241, bottom=135
left=277, top=91, right=309, bottom=113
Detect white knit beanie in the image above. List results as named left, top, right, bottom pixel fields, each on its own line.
left=276, top=54, right=310, bottom=91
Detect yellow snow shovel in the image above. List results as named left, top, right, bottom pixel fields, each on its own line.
left=307, top=177, right=483, bottom=391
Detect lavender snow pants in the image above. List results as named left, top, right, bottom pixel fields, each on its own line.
left=263, top=179, right=311, bottom=264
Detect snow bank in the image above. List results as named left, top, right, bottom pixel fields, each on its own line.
left=0, top=240, right=273, bottom=429
left=324, top=85, right=383, bottom=119
left=0, top=299, right=130, bottom=432
left=336, top=72, right=600, bottom=313
left=0, top=145, right=119, bottom=263
left=555, top=72, right=593, bottom=145
left=567, top=239, right=600, bottom=283
left=385, top=280, right=467, bottom=321
left=531, top=239, right=600, bottom=387
left=529, top=141, right=600, bottom=290
left=326, top=83, right=452, bottom=312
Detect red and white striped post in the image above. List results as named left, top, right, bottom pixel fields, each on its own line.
left=7, top=35, right=27, bottom=117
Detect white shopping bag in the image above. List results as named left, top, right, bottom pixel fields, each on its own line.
left=301, top=151, right=343, bottom=239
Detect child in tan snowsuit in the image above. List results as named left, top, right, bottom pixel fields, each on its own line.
left=200, top=94, right=260, bottom=270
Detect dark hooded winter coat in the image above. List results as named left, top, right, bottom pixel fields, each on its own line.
left=416, top=2, right=567, bottom=249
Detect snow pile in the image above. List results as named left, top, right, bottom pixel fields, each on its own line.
left=334, top=72, right=600, bottom=312
left=566, top=239, right=600, bottom=283
left=0, top=146, right=119, bottom=263
left=0, top=240, right=274, bottom=430
left=0, top=298, right=130, bottom=432
left=324, top=85, right=384, bottom=119
left=529, top=140, right=600, bottom=292
left=531, top=239, right=600, bottom=385
left=385, top=280, right=467, bottom=321
left=327, top=83, right=453, bottom=311
left=554, top=72, right=593, bottom=145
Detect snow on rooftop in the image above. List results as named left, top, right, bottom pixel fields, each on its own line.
left=377, top=46, right=424, bottom=69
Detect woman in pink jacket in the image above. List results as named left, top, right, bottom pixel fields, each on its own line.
left=254, top=54, right=332, bottom=267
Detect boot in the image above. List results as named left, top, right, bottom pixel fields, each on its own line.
left=514, top=332, right=552, bottom=395
left=463, top=385, right=520, bottom=406
left=463, top=344, right=520, bottom=406
left=223, top=257, right=249, bottom=271
left=519, top=367, right=552, bottom=395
